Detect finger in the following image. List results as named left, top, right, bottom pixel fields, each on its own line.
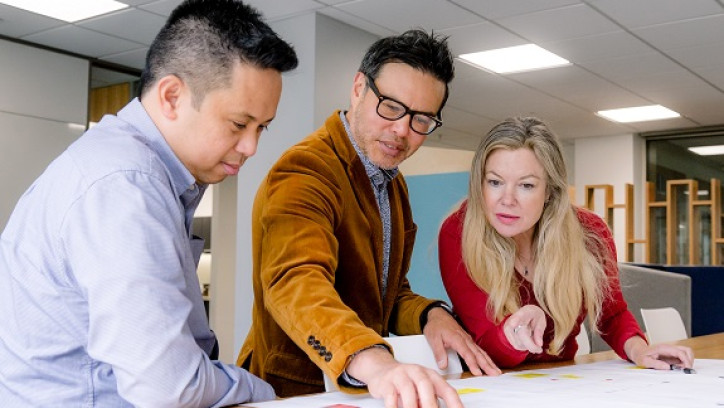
left=428, top=337, right=449, bottom=370
left=451, top=337, right=482, bottom=376
left=642, top=354, right=671, bottom=370
left=662, top=346, right=694, bottom=368
left=473, top=346, right=502, bottom=376
left=517, top=329, right=542, bottom=353
left=383, top=389, right=398, bottom=408
left=432, top=374, right=463, bottom=408
left=414, top=375, right=439, bottom=408
left=532, top=319, right=546, bottom=348
left=396, top=375, right=419, bottom=408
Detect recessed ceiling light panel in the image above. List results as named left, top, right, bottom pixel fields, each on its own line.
left=459, top=44, right=570, bottom=74
left=596, top=105, right=680, bottom=123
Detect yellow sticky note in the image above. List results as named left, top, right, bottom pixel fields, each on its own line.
left=514, top=373, right=548, bottom=379
left=457, top=388, right=484, bottom=395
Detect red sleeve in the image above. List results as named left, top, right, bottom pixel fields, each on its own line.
left=577, top=208, right=646, bottom=360
left=438, top=204, right=528, bottom=368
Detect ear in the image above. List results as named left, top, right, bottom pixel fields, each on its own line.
left=155, top=74, right=185, bottom=121
left=350, top=71, right=367, bottom=101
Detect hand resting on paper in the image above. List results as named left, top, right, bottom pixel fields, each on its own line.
left=624, top=335, right=695, bottom=370
left=422, top=307, right=501, bottom=377
left=346, top=346, right=461, bottom=408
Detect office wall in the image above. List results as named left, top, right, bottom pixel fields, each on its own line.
left=0, top=39, right=88, bottom=228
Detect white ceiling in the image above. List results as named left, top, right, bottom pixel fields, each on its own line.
left=1, top=0, right=724, bottom=150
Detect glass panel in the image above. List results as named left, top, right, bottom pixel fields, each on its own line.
left=694, top=205, right=710, bottom=265
left=649, top=206, right=666, bottom=264
left=670, top=183, right=690, bottom=265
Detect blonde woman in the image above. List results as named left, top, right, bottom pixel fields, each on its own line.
left=438, top=116, right=693, bottom=369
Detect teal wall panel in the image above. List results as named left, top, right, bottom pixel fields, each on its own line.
left=405, top=172, right=469, bottom=304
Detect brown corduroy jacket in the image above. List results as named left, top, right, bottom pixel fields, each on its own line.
left=236, top=111, right=437, bottom=397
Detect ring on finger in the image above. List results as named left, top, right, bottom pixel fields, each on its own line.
left=513, top=324, right=525, bottom=334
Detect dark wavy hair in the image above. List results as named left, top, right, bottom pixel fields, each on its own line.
left=358, top=29, right=455, bottom=116
left=139, top=0, right=298, bottom=107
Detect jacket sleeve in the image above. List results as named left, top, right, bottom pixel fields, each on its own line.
left=579, top=209, right=647, bottom=360
left=438, top=209, right=528, bottom=368
left=257, top=149, right=389, bottom=393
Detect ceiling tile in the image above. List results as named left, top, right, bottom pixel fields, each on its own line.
left=450, top=0, right=581, bottom=20
left=509, top=65, right=649, bottom=111
left=0, top=4, right=64, bottom=37
left=587, top=0, right=724, bottom=28
left=22, top=25, right=141, bottom=58
left=244, top=0, right=322, bottom=20
left=315, top=0, right=355, bottom=5
left=633, top=13, right=724, bottom=50
left=696, top=67, right=724, bottom=91
left=497, top=4, right=619, bottom=43
left=120, top=0, right=160, bottom=5
left=317, top=7, right=394, bottom=37
left=440, top=106, right=496, bottom=135
left=580, top=52, right=683, bottom=82
left=101, top=47, right=149, bottom=70
left=138, top=0, right=184, bottom=17
left=665, top=42, right=724, bottom=70
left=542, top=31, right=653, bottom=63
left=440, top=21, right=525, bottom=55
left=334, top=0, right=482, bottom=32
left=79, top=8, right=166, bottom=45
left=625, top=117, right=699, bottom=133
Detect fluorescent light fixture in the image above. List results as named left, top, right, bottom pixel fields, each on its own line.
left=459, top=44, right=570, bottom=74
left=0, top=0, right=128, bottom=22
left=689, top=145, right=724, bottom=156
left=597, top=105, right=680, bottom=123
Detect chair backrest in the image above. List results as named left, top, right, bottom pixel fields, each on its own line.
left=575, top=322, right=591, bottom=355
left=640, top=307, right=688, bottom=344
left=323, top=334, right=462, bottom=392
left=590, top=263, right=691, bottom=352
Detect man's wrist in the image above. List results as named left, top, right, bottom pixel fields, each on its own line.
left=419, top=301, right=455, bottom=330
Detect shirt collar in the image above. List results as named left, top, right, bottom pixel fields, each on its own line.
left=339, top=111, right=398, bottom=187
left=119, top=98, right=202, bottom=201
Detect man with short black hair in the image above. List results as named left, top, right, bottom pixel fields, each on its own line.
left=0, top=1, right=297, bottom=406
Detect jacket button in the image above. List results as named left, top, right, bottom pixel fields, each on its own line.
left=318, top=346, right=327, bottom=355
left=307, top=335, right=315, bottom=345
left=324, top=352, right=332, bottom=362
left=313, top=340, right=321, bottom=350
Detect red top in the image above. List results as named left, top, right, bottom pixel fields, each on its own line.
left=438, top=203, right=645, bottom=367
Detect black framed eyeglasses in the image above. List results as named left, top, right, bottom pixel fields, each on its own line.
left=365, top=74, right=442, bottom=135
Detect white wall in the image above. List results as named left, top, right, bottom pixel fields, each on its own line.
left=0, top=39, right=88, bottom=228
left=399, top=145, right=474, bottom=176
left=574, top=133, right=647, bottom=262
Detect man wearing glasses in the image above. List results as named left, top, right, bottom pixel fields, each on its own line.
left=238, top=30, right=500, bottom=407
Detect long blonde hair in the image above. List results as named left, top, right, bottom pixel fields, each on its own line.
left=461, top=117, right=611, bottom=355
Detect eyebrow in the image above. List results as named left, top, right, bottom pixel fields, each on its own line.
left=234, top=113, right=276, bottom=124
left=485, top=170, right=542, bottom=180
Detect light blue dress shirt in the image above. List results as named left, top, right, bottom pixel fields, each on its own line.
left=0, top=98, right=274, bottom=407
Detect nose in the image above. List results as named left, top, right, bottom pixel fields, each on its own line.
left=236, top=130, right=259, bottom=157
left=390, top=114, right=413, bottom=137
left=501, top=185, right=517, bottom=206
